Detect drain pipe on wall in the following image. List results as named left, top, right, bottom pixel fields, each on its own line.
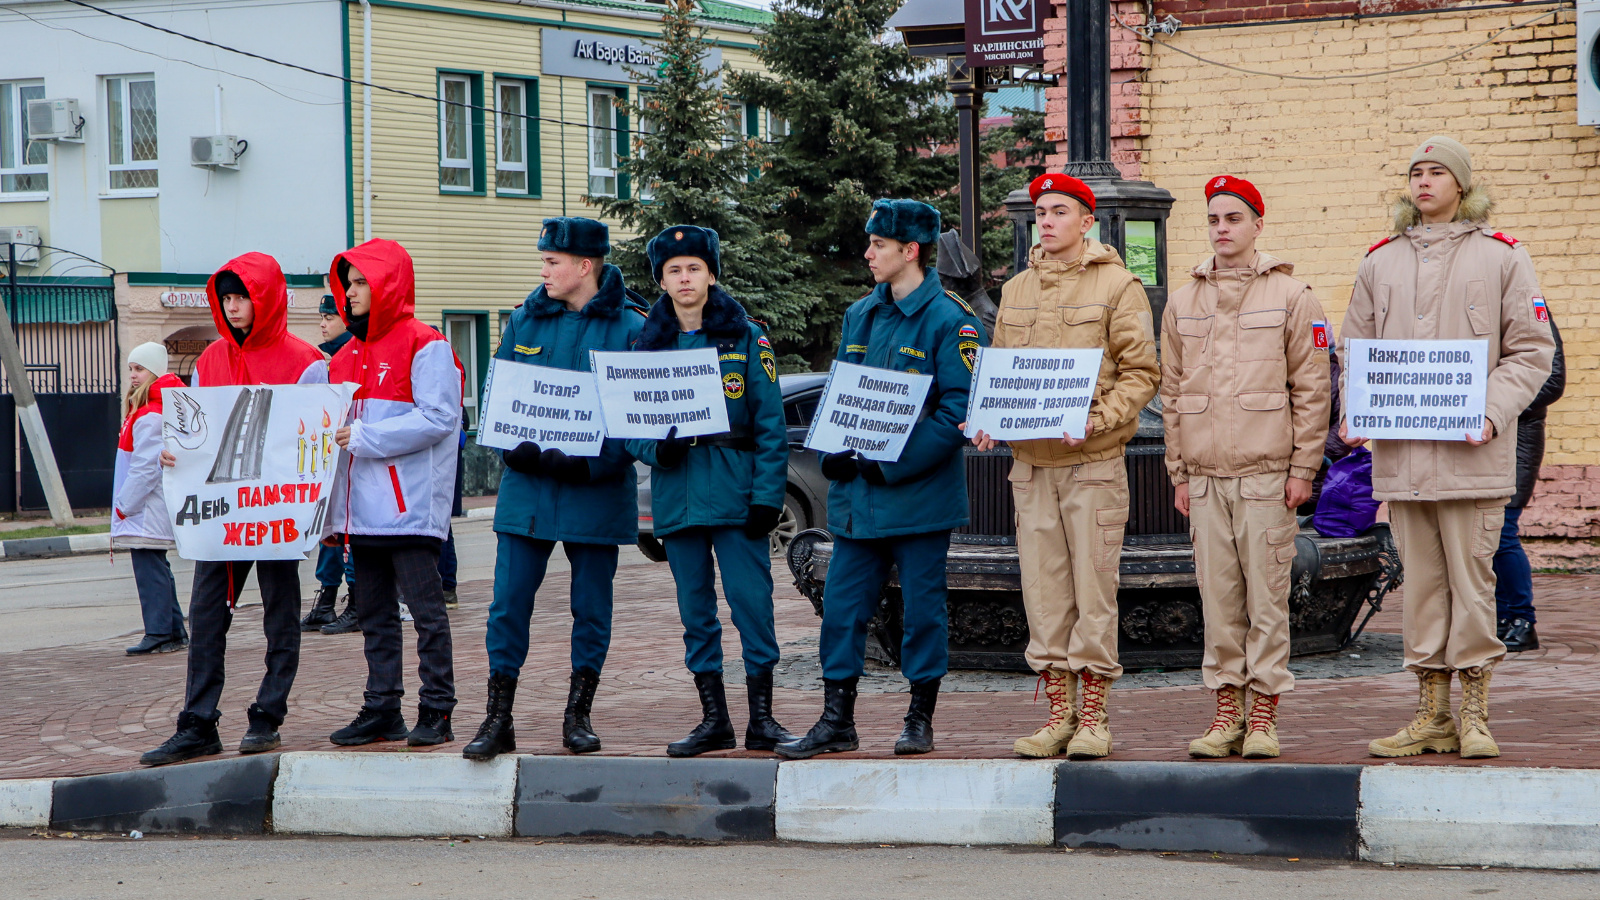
left=361, top=0, right=373, bottom=242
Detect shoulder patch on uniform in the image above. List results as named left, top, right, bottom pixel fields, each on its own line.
left=756, top=335, right=771, bottom=349
left=958, top=323, right=979, bottom=339
left=1366, top=235, right=1397, bottom=256
left=760, top=350, right=777, bottom=382
left=1489, top=231, right=1520, bottom=248
left=944, top=290, right=977, bottom=318
left=1311, top=321, right=1329, bottom=350
left=1533, top=295, right=1549, bottom=322
left=958, top=340, right=979, bottom=372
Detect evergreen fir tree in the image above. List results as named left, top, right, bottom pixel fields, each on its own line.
left=588, top=0, right=817, bottom=355
left=730, top=0, right=957, bottom=366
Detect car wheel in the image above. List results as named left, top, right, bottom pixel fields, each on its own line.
left=770, top=494, right=805, bottom=558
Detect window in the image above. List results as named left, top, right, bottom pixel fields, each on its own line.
left=445, top=313, right=487, bottom=430
left=767, top=110, right=789, bottom=142
left=439, top=74, right=475, bottom=191
left=723, top=101, right=748, bottom=182
left=588, top=87, right=620, bottom=197
left=106, top=75, right=157, bottom=190
left=0, top=81, right=48, bottom=195
left=636, top=113, right=657, bottom=201
left=495, top=79, right=536, bottom=196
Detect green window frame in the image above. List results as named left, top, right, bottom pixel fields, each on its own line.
left=443, top=310, right=491, bottom=432
left=585, top=82, right=629, bottom=201
left=492, top=73, right=540, bottom=198
left=437, top=69, right=486, bottom=196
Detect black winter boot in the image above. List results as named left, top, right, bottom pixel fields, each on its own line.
left=300, top=584, right=340, bottom=631
left=744, top=671, right=796, bottom=751
left=239, top=703, right=282, bottom=754
left=667, top=672, right=737, bottom=757
left=775, top=678, right=859, bottom=759
left=330, top=707, right=408, bottom=745
left=463, top=673, right=518, bottom=761
left=140, top=712, right=223, bottom=767
left=894, top=678, right=940, bottom=755
left=319, top=603, right=361, bottom=635
left=409, top=706, right=455, bottom=746
left=126, top=633, right=177, bottom=655
left=562, top=668, right=602, bottom=754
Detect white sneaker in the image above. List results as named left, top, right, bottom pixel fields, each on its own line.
left=399, top=601, right=414, bottom=622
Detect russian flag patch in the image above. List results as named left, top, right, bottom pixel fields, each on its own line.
left=756, top=335, right=772, bottom=349
left=958, top=324, right=979, bottom=338
left=1311, top=320, right=1329, bottom=349
left=1533, top=295, right=1549, bottom=322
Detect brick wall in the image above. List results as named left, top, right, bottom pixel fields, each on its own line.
left=1042, top=0, right=1151, bottom=178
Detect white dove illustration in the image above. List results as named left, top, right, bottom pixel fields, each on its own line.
left=162, top=391, right=209, bottom=450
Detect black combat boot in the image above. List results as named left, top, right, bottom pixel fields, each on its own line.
left=300, top=584, right=339, bottom=632
left=775, top=678, right=859, bottom=759
left=563, top=668, right=602, bottom=754
left=330, top=707, right=408, bottom=745
left=463, top=672, right=518, bottom=761
left=140, top=712, right=223, bottom=767
left=894, top=678, right=940, bottom=755
left=319, top=602, right=361, bottom=635
left=239, top=703, right=282, bottom=754
left=744, top=671, right=796, bottom=752
left=409, top=706, right=455, bottom=746
left=1501, top=617, right=1540, bottom=652
left=667, top=672, right=737, bottom=757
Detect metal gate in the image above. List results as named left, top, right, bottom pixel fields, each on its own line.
left=1, top=279, right=121, bottom=512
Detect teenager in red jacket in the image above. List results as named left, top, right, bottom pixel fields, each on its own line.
left=325, top=238, right=464, bottom=747
left=141, top=252, right=326, bottom=766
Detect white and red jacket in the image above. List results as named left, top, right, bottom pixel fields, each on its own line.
left=112, top=372, right=187, bottom=546
left=327, top=239, right=463, bottom=541
left=192, top=251, right=327, bottom=388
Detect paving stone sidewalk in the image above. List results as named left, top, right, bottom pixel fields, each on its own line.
left=3, top=564, right=1598, bottom=781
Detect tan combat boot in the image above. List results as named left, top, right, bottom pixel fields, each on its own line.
left=1457, top=666, right=1500, bottom=759
left=1241, top=692, right=1280, bottom=759
left=1369, top=669, right=1459, bottom=757
left=1188, top=685, right=1246, bottom=759
left=1065, top=672, right=1112, bottom=760
left=1014, top=668, right=1078, bottom=758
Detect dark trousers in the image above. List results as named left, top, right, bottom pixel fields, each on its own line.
left=1494, top=505, right=1536, bottom=623
left=820, top=530, right=951, bottom=684
left=350, top=541, right=455, bottom=713
left=439, top=527, right=458, bottom=591
left=131, top=548, right=185, bottom=638
left=662, top=526, right=779, bottom=677
left=183, top=560, right=303, bottom=726
left=314, top=543, right=355, bottom=589
left=485, top=533, right=618, bottom=678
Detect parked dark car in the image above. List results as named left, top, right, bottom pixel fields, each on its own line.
left=636, top=372, right=831, bottom=561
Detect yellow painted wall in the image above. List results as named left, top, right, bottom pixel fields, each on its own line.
left=97, top=197, right=162, bottom=273
left=1141, top=7, right=1599, bottom=464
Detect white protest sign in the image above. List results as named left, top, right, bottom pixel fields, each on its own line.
left=589, top=347, right=731, bottom=440
left=160, top=382, right=357, bottom=561
left=963, top=347, right=1102, bottom=441
left=477, top=359, right=604, bottom=456
left=803, top=361, right=933, bottom=462
left=1344, top=338, right=1489, bottom=441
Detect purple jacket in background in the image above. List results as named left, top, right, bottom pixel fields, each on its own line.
left=1313, top=447, right=1379, bottom=538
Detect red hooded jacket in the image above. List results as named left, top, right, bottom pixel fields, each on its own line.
left=194, top=252, right=325, bottom=387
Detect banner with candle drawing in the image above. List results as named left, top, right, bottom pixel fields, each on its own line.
left=160, top=382, right=358, bottom=561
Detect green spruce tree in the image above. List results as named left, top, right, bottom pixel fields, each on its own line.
left=730, top=0, right=957, bottom=367
left=589, top=0, right=817, bottom=356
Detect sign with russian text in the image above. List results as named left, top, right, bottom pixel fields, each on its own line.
left=589, top=347, right=731, bottom=440
left=964, top=0, right=1045, bottom=67
left=160, top=383, right=357, bottom=561
left=1344, top=339, right=1489, bottom=441
left=963, top=347, right=1102, bottom=441
left=803, top=361, right=933, bottom=462
left=477, top=359, right=604, bottom=456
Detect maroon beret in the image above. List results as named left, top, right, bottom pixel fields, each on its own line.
left=1204, top=175, right=1264, bottom=216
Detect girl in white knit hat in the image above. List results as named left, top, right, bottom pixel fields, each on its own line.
left=113, top=342, right=189, bottom=655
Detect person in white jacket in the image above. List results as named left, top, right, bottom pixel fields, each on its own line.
left=114, top=342, right=189, bottom=656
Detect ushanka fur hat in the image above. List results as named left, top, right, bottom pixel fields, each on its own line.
left=865, top=198, right=940, bottom=248
left=538, top=216, right=611, bottom=258
left=647, top=224, right=721, bottom=284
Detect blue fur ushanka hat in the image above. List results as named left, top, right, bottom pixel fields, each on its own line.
left=864, top=198, right=940, bottom=247
left=538, top=216, right=611, bottom=258
left=646, top=224, right=721, bottom=284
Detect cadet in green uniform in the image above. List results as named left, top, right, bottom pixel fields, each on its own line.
left=778, top=199, right=986, bottom=759
left=627, top=225, right=795, bottom=757
left=463, top=217, right=647, bottom=761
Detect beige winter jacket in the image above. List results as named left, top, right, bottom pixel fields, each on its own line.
left=1340, top=221, right=1555, bottom=501
left=1161, top=251, right=1331, bottom=485
left=994, top=240, right=1160, bottom=467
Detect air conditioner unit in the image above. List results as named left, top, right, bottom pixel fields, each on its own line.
left=25, top=98, right=83, bottom=142
left=1582, top=0, right=1600, bottom=126
left=0, top=226, right=42, bottom=265
left=190, top=135, right=246, bottom=169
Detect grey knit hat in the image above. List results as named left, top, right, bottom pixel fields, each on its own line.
left=1409, top=136, right=1471, bottom=191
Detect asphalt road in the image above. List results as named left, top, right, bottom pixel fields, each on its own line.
left=3, top=838, right=1597, bottom=900
left=0, top=517, right=651, bottom=653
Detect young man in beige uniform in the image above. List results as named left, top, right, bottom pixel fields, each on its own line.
left=969, top=174, right=1159, bottom=760
left=1162, top=176, right=1330, bottom=760
left=1342, top=137, right=1554, bottom=759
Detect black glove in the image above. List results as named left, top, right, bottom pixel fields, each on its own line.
left=858, top=459, right=887, bottom=485
left=821, top=449, right=859, bottom=482
left=654, top=426, right=692, bottom=469
left=744, top=504, right=783, bottom=540
left=540, top=447, right=591, bottom=485
left=503, top=441, right=542, bottom=474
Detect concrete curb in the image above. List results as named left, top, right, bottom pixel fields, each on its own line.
left=464, top=506, right=495, bottom=519
left=0, top=532, right=110, bottom=560
left=11, top=755, right=1600, bottom=867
